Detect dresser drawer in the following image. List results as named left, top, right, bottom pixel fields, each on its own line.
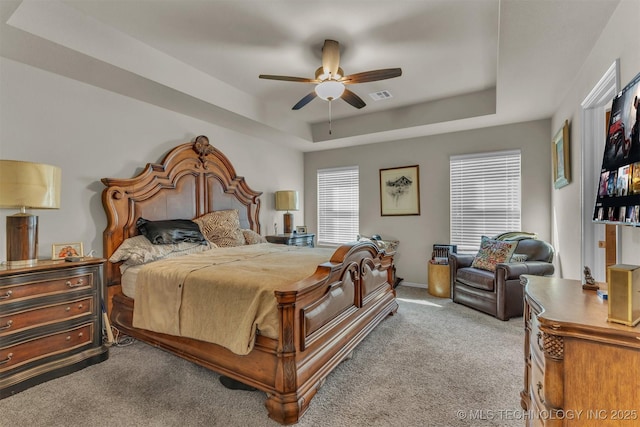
left=0, top=297, right=93, bottom=337
left=0, top=272, right=93, bottom=303
left=0, top=324, right=93, bottom=373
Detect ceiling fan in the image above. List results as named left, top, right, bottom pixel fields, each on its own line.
left=259, top=39, right=402, bottom=111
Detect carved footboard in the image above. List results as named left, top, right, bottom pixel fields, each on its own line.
left=268, top=241, right=398, bottom=424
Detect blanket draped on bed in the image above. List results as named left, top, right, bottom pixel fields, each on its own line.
left=132, top=243, right=334, bottom=355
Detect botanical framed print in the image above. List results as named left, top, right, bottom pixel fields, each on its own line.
left=380, top=165, right=420, bottom=216
left=553, top=120, right=570, bottom=189
left=52, top=242, right=84, bottom=260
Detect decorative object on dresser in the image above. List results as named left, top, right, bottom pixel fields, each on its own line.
left=296, top=225, right=307, bottom=234
left=274, top=190, right=299, bottom=234
left=606, top=264, right=640, bottom=326
left=521, top=275, right=640, bottom=427
left=52, top=242, right=84, bottom=260
left=102, top=137, right=397, bottom=425
left=0, top=258, right=109, bottom=398
left=0, top=160, right=61, bottom=267
left=449, top=234, right=555, bottom=320
left=582, top=265, right=599, bottom=290
left=266, top=233, right=315, bottom=247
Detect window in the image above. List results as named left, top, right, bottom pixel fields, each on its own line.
left=317, top=166, right=359, bottom=245
left=450, top=150, right=521, bottom=253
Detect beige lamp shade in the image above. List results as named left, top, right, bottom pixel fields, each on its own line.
left=275, top=190, right=299, bottom=211
left=0, top=160, right=61, bottom=210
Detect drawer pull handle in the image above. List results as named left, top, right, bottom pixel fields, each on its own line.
left=0, top=320, right=13, bottom=330
left=536, top=331, right=544, bottom=352
left=0, top=290, right=12, bottom=300
left=0, top=353, right=13, bottom=365
left=65, top=307, right=71, bottom=312
left=66, top=279, right=84, bottom=288
left=78, top=304, right=83, bottom=309
left=66, top=336, right=71, bottom=341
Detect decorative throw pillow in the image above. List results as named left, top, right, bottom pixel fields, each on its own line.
left=136, top=218, right=207, bottom=245
left=242, top=229, right=267, bottom=245
left=193, top=209, right=246, bottom=247
left=510, top=253, right=528, bottom=263
left=471, top=236, right=518, bottom=272
left=109, top=235, right=214, bottom=266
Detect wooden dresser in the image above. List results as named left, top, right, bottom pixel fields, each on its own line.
left=521, top=275, right=639, bottom=426
left=0, top=258, right=109, bottom=398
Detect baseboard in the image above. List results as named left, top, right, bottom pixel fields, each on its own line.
left=397, top=281, right=427, bottom=289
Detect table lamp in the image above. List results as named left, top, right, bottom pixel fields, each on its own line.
left=275, top=190, right=299, bottom=234
left=0, top=160, right=61, bottom=266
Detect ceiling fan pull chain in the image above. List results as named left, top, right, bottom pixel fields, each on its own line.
left=329, top=101, right=332, bottom=135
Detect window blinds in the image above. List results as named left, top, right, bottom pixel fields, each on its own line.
left=317, top=166, right=359, bottom=245
left=450, top=150, right=521, bottom=253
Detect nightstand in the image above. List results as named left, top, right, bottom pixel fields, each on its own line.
left=0, top=258, right=109, bottom=398
left=266, top=233, right=315, bottom=248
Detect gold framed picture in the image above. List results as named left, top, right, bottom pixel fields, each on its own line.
left=296, top=226, right=307, bottom=234
left=380, top=165, right=420, bottom=216
left=552, top=120, right=570, bottom=189
left=52, top=242, right=84, bottom=260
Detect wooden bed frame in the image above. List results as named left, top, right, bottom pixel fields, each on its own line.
left=102, top=136, right=398, bottom=425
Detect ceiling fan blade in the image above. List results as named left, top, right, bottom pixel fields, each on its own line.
left=342, top=89, right=366, bottom=109
left=259, top=74, right=316, bottom=83
left=292, top=92, right=318, bottom=110
left=322, top=39, right=340, bottom=78
left=342, top=68, right=402, bottom=84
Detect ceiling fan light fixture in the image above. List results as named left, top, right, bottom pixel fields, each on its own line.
left=315, top=81, right=345, bottom=101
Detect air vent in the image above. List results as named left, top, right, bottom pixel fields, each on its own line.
left=369, top=90, right=393, bottom=101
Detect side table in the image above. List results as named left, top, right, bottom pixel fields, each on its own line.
left=428, top=261, right=450, bottom=298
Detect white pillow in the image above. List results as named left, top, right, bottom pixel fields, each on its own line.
left=109, top=235, right=215, bottom=265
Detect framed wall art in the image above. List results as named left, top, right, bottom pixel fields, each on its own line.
left=380, top=165, right=420, bottom=216
left=553, top=120, right=571, bottom=189
left=52, top=242, right=84, bottom=260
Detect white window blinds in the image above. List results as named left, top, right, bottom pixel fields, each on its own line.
left=317, top=166, right=359, bottom=245
left=450, top=150, right=521, bottom=253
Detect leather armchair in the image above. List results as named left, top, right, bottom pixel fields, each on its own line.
left=449, top=238, right=555, bottom=320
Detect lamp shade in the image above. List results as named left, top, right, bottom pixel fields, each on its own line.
left=0, top=160, right=61, bottom=209
left=275, top=190, right=299, bottom=211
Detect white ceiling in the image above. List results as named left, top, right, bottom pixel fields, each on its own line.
left=0, top=0, right=619, bottom=151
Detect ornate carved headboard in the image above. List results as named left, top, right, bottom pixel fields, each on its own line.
left=101, top=136, right=262, bottom=286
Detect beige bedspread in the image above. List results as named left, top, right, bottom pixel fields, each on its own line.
left=132, top=243, right=334, bottom=355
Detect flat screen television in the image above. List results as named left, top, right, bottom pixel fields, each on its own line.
left=593, top=72, right=640, bottom=227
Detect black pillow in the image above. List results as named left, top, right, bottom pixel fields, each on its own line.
left=136, top=218, right=207, bottom=245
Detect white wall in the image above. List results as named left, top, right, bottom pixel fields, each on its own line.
left=551, top=0, right=640, bottom=279
left=0, top=57, right=304, bottom=262
left=304, top=119, right=552, bottom=284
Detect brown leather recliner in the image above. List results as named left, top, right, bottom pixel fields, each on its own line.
left=449, top=238, right=555, bottom=320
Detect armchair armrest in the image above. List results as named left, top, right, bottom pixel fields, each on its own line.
left=496, top=261, right=555, bottom=280
left=449, top=253, right=474, bottom=270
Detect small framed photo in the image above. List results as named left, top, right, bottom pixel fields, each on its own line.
left=296, top=226, right=307, bottom=234
left=52, top=242, right=84, bottom=260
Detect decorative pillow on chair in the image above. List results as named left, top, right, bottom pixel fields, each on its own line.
left=193, top=209, right=246, bottom=247
left=242, top=229, right=267, bottom=245
left=471, top=236, right=518, bottom=272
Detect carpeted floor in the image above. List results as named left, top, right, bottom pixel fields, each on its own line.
left=0, top=285, right=524, bottom=427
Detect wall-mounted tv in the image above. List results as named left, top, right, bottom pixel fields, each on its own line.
left=593, top=72, right=640, bottom=227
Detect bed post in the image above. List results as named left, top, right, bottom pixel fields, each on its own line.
left=266, top=291, right=301, bottom=424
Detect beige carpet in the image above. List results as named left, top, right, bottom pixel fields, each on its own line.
left=0, top=285, right=524, bottom=427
